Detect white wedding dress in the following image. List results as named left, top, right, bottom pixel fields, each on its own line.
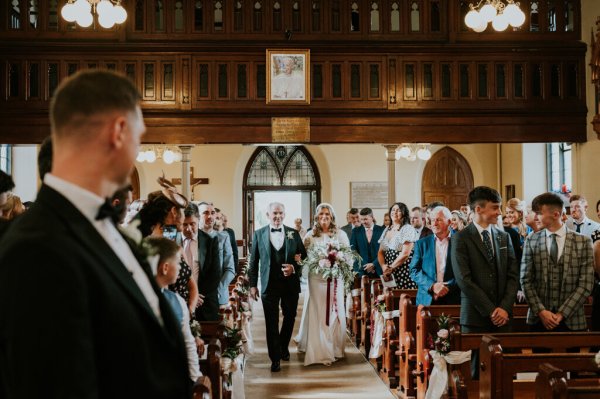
left=294, top=229, right=349, bottom=366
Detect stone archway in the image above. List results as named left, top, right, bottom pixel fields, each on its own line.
left=421, top=146, right=474, bottom=210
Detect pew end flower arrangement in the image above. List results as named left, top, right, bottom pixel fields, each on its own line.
left=424, top=314, right=471, bottom=399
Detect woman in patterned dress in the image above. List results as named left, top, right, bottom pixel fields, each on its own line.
left=377, top=202, right=418, bottom=289
left=592, top=228, right=600, bottom=330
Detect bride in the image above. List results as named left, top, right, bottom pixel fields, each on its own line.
left=294, top=203, right=350, bottom=366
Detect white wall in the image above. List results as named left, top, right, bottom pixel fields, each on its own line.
left=11, top=145, right=38, bottom=202
left=522, top=143, right=547, bottom=205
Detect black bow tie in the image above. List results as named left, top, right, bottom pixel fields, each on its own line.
left=95, top=198, right=121, bottom=224
left=271, top=228, right=282, bottom=233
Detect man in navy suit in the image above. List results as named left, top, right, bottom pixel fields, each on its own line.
left=0, top=71, right=190, bottom=397
left=249, top=202, right=307, bottom=372
left=350, top=207, right=385, bottom=277
left=409, top=206, right=460, bottom=306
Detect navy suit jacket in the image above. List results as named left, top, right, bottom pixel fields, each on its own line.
left=409, top=234, right=460, bottom=306
left=350, top=224, right=385, bottom=277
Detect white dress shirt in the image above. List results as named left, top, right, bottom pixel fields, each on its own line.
left=269, top=224, right=284, bottom=250
left=545, top=223, right=567, bottom=261
left=183, top=236, right=199, bottom=282
left=473, top=221, right=494, bottom=257
left=435, top=235, right=450, bottom=282
left=45, top=174, right=163, bottom=325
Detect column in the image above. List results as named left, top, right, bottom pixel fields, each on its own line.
left=179, top=145, right=193, bottom=200
left=384, top=145, right=399, bottom=207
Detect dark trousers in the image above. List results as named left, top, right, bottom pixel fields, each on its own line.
left=462, top=322, right=512, bottom=380
left=261, top=290, right=299, bottom=362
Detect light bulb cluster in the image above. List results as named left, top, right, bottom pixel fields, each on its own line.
left=465, top=0, right=525, bottom=32
left=137, top=146, right=182, bottom=165
left=395, top=144, right=432, bottom=161
left=61, top=0, right=127, bottom=29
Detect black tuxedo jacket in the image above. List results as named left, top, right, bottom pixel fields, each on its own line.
left=0, top=185, right=190, bottom=398
left=195, top=230, right=222, bottom=321
left=249, top=225, right=307, bottom=296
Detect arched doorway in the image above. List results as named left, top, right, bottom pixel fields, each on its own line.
left=243, top=146, right=321, bottom=246
left=421, top=146, right=474, bottom=211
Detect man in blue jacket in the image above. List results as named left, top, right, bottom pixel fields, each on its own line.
left=351, top=207, right=385, bottom=277
left=409, top=206, right=460, bottom=306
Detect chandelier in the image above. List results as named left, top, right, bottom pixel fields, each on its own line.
left=136, top=146, right=182, bottom=165
left=61, top=0, right=127, bottom=29
left=395, top=144, right=432, bottom=162
left=465, top=0, right=526, bottom=32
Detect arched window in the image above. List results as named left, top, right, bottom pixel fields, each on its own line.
left=0, top=145, right=11, bottom=174
left=243, top=146, right=320, bottom=244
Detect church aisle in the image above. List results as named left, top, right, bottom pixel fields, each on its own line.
left=244, top=292, right=396, bottom=399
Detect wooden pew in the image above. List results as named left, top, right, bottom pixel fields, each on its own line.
left=535, top=362, right=600, bottom=399
left=379, top=288, right=417, bottom=389
left=414, top=304, right=461, bottom=399
left=349, top=275, right=362, bottom=341
left=480, top=335, right=598, bottom=399
left=364, top=278, right=383, bottom=357
left=198, top=321, right=226, bottom=399
left=359, top=276, right=377, bottom=355
left=396, top=293, right=418, bottom=399
left=193, top=375, right=212, bottom=399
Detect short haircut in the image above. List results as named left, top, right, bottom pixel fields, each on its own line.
left=0, top=170, right=15, bottom=194
left=411, top=206, right=422, bottom=213
left=143, top=236, right=180, bottom=268
left=569, top=194, right=587, bottom=204
left=50, top=70, right=141, bottom=136
left=347, top=208, right=359, bottom=215
left=468, top=186, right=502, bottom=209
left=431, top=206, right=452, bottom=220
left=426, top=201, right=445, bottom=211
left=532, top=192, right=564, bottom=213
left=38, top=136, right=53, bottom=180
left=267, top=202, right=285, bottom=213
left=184, top=203, right=199, bottom=218
left=359, top=207, right=373, bottom=216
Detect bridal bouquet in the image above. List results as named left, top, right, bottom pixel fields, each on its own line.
left=302, top=240, right=359, bottom=290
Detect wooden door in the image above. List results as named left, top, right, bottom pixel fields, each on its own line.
left=421, top=146, right=473, bottom=211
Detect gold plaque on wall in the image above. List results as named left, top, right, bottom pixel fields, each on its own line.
left=271, top=117, right=310, bottom=143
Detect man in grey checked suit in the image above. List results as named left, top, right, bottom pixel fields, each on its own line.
left=521, top=192, right=594, bottom=332
left=451, top=186, right=519, bottom=378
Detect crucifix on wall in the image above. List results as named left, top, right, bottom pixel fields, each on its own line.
left=171, top=167, right=209, bottom=201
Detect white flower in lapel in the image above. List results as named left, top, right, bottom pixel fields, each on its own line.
left=119, top=219, right=159, bottom=273
left=287, top=231, right=295, bottom=240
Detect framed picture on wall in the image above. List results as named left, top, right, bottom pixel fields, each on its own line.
left=266, top=49, right=310, bottom=105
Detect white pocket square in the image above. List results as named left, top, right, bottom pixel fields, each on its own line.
left=499, top=246, right=507, bottom=249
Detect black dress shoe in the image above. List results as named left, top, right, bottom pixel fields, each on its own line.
left=281, top=351, right=290, bottom=361
left=271, top=361, right=281, bottom=372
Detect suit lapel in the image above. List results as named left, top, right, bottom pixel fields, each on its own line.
left=443, top=237, right=453, bottom=281
left=561, top=232, right=575, bottom=290
left=198, top=230, right=208, bottom=271
left=39, top=186, right=161, bottom=327
left=262, top=226, right=271, bottom=265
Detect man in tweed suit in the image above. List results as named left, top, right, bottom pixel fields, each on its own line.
left=451, top=186, right=519, bottom=378
left=521, top=192, right=594, bottom=331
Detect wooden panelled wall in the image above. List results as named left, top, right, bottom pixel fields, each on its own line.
left=0, top=0, right=588, bottom=144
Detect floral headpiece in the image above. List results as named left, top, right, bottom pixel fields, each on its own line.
left=156, top=174, right=188, bottom=209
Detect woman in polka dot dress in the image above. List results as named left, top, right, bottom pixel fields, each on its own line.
left=378, top=202, right=418, bottom=289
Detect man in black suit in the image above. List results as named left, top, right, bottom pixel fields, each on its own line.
left=341, top=207, right=360, bottom=240
left=451, top=186, right=519, bottom=379
left=350, top=207, right=385, bottom=277
left=410, top=206, right=433, bottom=239
left=249, top=202, right=306, bottom=372
left=0, top=71, right=190, bottom=398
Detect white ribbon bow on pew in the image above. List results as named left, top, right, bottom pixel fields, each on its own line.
left=425, top=350, right=472, bottom=399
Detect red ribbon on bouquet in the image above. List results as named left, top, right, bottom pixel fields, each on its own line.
left=325, top=277, right=338, bottom=327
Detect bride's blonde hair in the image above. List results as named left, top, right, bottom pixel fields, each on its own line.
left=312, top=203, right=338, bottom=237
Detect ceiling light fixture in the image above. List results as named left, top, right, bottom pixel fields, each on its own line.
left=465, top=0, right=525, bottom=32
left=61, top=0, right=127, bottom=29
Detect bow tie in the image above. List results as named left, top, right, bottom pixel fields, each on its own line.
left=95, top=198, right=121, bottom=224
left=271, top=228, right=282, bottom=233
